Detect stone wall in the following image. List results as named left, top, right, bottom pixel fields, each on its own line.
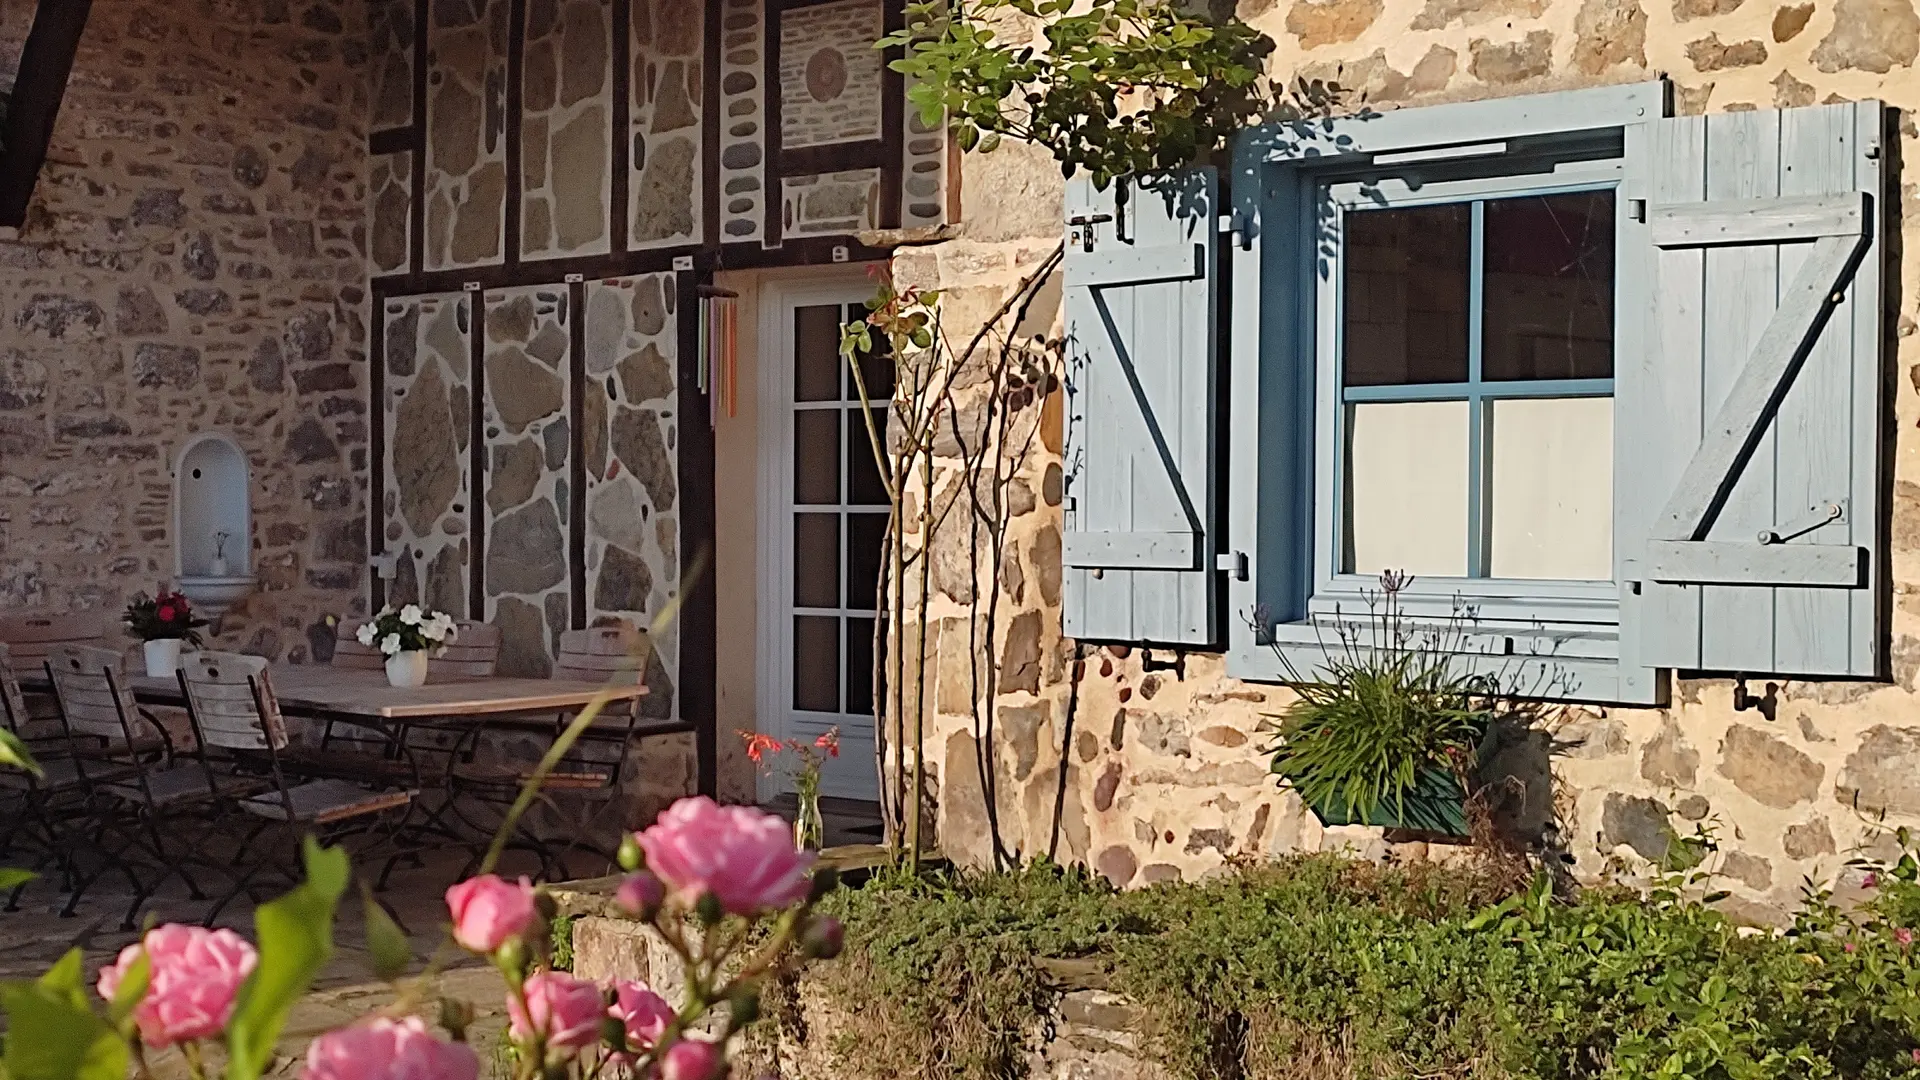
left=900, top=0, right=1920, bottom=924
left=0, top=0, right=371, bottom=660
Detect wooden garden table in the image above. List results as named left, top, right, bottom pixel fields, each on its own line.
left=29, top=664, right=645, bottom=728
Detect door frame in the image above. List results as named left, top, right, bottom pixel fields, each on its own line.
left=754, top=267, right=887, bottom=805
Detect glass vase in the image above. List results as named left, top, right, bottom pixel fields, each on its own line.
left=793, top=788, right=825, bottom=852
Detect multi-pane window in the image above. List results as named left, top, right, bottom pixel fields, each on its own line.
left=1332, top=186, right=1616, bottom=584
left=789, top=304, right=890, bottom=721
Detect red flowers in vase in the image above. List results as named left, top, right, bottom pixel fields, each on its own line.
left=125, top=588, right=209, bottom=644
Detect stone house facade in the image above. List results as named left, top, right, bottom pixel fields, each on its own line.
left=2, top=0, right=1918, bottom=919
left=892, top=0, right=1920, bottom=925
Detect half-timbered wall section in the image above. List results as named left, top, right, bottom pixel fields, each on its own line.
left=365, top=0, right=937, bottom=748
left=363, top=0, right=946, bottom=287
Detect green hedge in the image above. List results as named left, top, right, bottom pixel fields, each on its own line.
left=791, top=855, right=1920, bottom=1080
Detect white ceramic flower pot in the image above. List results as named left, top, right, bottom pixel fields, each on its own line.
left=143, top=638, right=184, bottom=678
left=385, top=650, right=429, bottom=689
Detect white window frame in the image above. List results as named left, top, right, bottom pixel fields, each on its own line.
left=1310, top=158, right=1624, bottom=625
left=1224, top=82, right=1667, bottom=704
left=754, top=270, right=888, bottom=804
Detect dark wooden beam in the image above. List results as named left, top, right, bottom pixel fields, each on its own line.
left=466, top=286, right=487, bottom=620
left=566, top=276, right=587, bottom=628
left=878, top=0, right=905, bottom=230
left=762, top=0, right=782, bottom=248
left=778, top=139, right=889, bottom=179
left=700, top=0, right=720, bottom=249
left=503, top=0, right=526, bottom=268
left=409, top=0, right=428, bottom=273
left=609, top=0, right=631, bottom=253
left=0, top=0, right=93, bottom=228
left=369, top=297, right=389, bottom=613
left=369, top=235, right=896, bottom=299
left=675, top=269, right=718, bottom=798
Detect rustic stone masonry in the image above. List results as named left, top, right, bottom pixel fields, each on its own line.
left=901, top=0, right=1920, bottom=925
left=556, top=879, right=1166, bottom=1080
left=0, top=0, right=371, bottom=660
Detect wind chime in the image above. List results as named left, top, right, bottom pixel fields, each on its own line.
left=695, top=284, right=739, bottom=426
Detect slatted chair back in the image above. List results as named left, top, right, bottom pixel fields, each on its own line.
left=0, top=612, right=106, bottom=669
left=331, top=621, right=386, bottom=671
left=45, top=644, right=148, bottom=745
left=554, top=626, right=646, bottom=685
left=431, top=621, right=501, bottom=679
left=177, top=652, right=288, bottom=753
left=0, top=643, right=29, bottom=737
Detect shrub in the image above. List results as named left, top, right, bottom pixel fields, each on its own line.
left=794, top=855, right=1920, bottom=1080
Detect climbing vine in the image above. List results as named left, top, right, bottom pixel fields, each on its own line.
left=884, top=0, right=1278, bottom=186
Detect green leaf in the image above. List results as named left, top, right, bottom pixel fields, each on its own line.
left=1, top=950, right=125, bottom=1080
left=0, top=869, right=35, bottom=892
left=225, top=838, right=350, bottom=1080
left=361, top=885, right=413, bottom=982
left=0, top=731, right=42, bottom=778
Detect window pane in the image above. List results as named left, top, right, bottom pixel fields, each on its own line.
left=846, top=616, right=876, bottom=717
left=794, top=305, right=843, bottom=402
left=1482, top=192, right=1615, bottom=381
left=793, top=615, right=840, bottom=712
left=849, top=304, right=897, bottom=400
left=847, top=408, right=889, bottom=506
left=1489, top=397, right=1613, bottom=580
left=846, top=512, right=888, bottom=612
left=793, top=513, right=840, bottom=608
left=794, top=409, right=840, bottom=505
left=1342, top=204, right=1470, bottom=387
left=1343, top=401, right=1469, bottom=576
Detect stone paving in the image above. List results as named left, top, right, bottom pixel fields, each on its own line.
left=0, top=800, right=880, bottom=1077
left=0, top=844, right=526, bottom=1078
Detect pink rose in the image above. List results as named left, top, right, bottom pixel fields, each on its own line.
left=609, top=980, right=675, bottom=1054
left=508, top=971, right=605, bottom=1054
left=303, top=1016, right=479, bottom=1080
left=1898, top=927, right=1913, bottom=947
left=659, top=1037, right=724, bottom=1080
left=637, top=797, right=815, bottom=916
left=96, top=924, right=257, bottom=1048
left=445, top=874, right=536, bottom=953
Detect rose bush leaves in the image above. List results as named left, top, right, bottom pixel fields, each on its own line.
left=1, top=951, right=127, bottom=1080
left=225, top=838, right=349, bottom=1080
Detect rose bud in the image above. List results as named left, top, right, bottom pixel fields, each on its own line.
left=617, top=833, right=645, bottom=872
left=802, top=916, right=844, bottom=960
left=615, top=872, right=665, bottom=920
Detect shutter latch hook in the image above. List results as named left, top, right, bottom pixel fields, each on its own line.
left=1066, top=213, right=1113, bottom=253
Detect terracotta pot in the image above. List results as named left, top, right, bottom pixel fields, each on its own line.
left=385, top=650, right=428, bottom=688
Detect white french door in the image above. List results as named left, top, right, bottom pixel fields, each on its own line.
left=758, top=277, right=889, bottom=802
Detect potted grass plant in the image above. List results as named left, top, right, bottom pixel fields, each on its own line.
left=1259, top=572, right=1495, bottom=838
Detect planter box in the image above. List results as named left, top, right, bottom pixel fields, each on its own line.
left=1296, top=766, right=1471, bottom=837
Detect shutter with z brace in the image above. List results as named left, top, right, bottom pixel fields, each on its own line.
left=1622, top=102, right=1886, bottom=677
left=1060, top=168, right=1221, bottom=646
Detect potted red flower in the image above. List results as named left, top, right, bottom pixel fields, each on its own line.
left=124, top=588, right=208, bottom=677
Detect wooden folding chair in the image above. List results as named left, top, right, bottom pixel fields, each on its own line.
left=176, top=652, right=415, bottom=925
left=0, top=642, right=97, bottom=911
left=45, top=644, right=217, bottom=927
left=445, top=625, right=687, bottom=879
left=0, top=613, right=104, bottom=747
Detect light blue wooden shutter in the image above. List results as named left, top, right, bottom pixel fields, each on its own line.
left=1621, top=102, right=1886, bottom=677
left=1060, top=169, right=1220, bottom=645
